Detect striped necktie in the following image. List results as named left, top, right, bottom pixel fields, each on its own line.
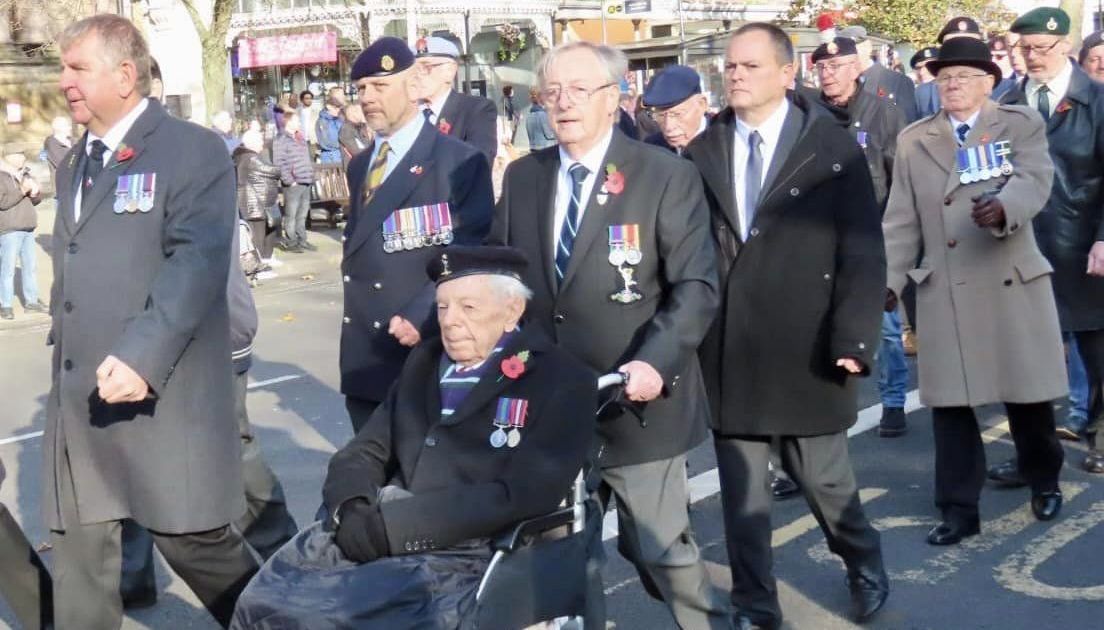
left=555, top=163, right=589, bottom=284
left=364, top=140, right=390, bottom=204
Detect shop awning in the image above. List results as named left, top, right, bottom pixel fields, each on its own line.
left=237, top=31, right=338, bottom=69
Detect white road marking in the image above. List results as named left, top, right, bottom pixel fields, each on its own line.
left=996, top=498, right=1104, bottom=600
left=0, top=430, right=44, bottom=446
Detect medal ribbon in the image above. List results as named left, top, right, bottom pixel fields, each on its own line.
left=422, top=205, right=435, bottom=237
left=438, top=203, right=453, bottom=231
left=494, top=398, right=512, bottom=428
left=976, top=144, right=989, bottom=171
left=115, top=174, right=130, bottom=197
left=986, top=144, right=998, bottom=170
left=608, top=224, right=625, bottom=247
left=383, top=211, right=397, bottom=236
left=143, top=172, right=155, bottom=195
left=955, top=148, right=970, bottom=175
left=625, top=224, right=640, bottom=251
left=509, top=398, right=528, bottom=428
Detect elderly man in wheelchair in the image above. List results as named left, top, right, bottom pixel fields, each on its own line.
left=232, top=246, right=598, bottom=629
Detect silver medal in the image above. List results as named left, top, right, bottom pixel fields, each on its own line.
left=139, top=195, right=153, bottom=213
left=490, top=427, right=507, bottom=448
left=113, top=196, right=127, bottom=214
left=608, top=247, right=626, bottom=267
left=625, top=248, right=643, bottom=266
left=506, top=428, right=521, bottom=448
left=441, top=230, right=454, bottom=245
left=1000, top=162, right=1014, bottom=176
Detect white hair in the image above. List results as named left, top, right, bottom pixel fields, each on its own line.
left=486, top=275, right=533, bottom=302
left=241, top=129, right=264, bottom=153
left=212, top=110, right=233, bottom=132
left=537, top=41, right=628, bottom=87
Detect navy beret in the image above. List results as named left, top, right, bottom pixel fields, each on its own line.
left=938, top=17, right=982, bottom=43
left=1082, top=30, right=1104, bottom=64
left=351, top=37, right=415, bottom=82
left=427, top=246, right=529, bottom=285
left=641, top=65, right=701, bottom=109
left=910, top=46, right=939, bottom=69
left=811, top=37, right=858, bottom=64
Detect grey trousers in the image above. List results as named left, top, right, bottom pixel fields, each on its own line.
left=0, top=501, right=52, bottom=629
left=281, top=184, right=311, bottom=245
left=51, top=451, right=259, bottom=630
left=714, top=432, right=884, bottom=627
left=122, top=371, right=298, bottom=600
left=600, top=455, right=733, bottom=630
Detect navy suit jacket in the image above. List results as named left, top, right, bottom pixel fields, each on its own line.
left=340, top=119, right=494, bottom=402
left=437, top=90, right=498, bottom=165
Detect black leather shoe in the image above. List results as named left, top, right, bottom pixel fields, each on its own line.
left=771, top=474, right=800, bottom=500
left=735, top=614, right=781, bottom=630
left=1083, top=451, right=1104, bottom=474
left=926, top=518, right=980, bottom=545
left=1055, top=419, right=1085, bottom=441
left=878, top=407, right=908, bottom=437
left=1031, top=491, right=1062, bottom=521
left=847, top=569, right=889, bottom=622
left=987, top=458, right=1027, bottom=488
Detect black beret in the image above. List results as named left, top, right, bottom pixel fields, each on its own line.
left=1010, top=7, right=1070, bottom=36
left=811, top=37, right=858, bottom=64
left=641, top=65, right=701, bottom=109
left=937, top=17, right=982, bottom=44
left=350, top=36, right=415, bottom=82
left=426, top=246, right=529, bottom=285
left=910, top=46, right=939, bottom=69
left=1082, top=30, right=1104, bottom=64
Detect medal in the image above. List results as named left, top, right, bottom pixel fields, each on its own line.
left=995, top=140, right=1014, bottom=176
left=975, top=145, right=991, bottom=181
left=610, top=265, right=644, bottom=303
left=138, top=173, right=155, bottom=212
left=625, top=248, right=643, bottom=266
left=382, top=212, right=398, bottom=253
left=956, top=147, right=972, bottom=184
left=608, top=245, right=626, bottom=267
left=507, top=428, right=521, bottom=448
left=985, top=144, right=1001, bottom=179
left=113, top=196, right=127, bottom=214
left=623, top=224, right=642, bottom=265
left=489, top=427, right=508, bottom=448
left=493, top=397, right=529, bottom=449
left=856, top=131, right=868, bottom=149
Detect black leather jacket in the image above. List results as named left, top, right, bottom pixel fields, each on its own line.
left=1000, top=63, right=1104, bottom=331
left=233, top=147, right=280, bottom=221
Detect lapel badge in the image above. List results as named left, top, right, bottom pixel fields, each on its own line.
left=410, top=164, right=423, bottom=175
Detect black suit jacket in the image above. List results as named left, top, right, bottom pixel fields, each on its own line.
left=685, top=93, right=885, bottom=437
left=340, top=120, right=494, bottom=402
left=437, top=91, right=498, bottom=165
left=324, top=326, right=596, bottom=556
left=490, top=131, right=719, bottom=467
left=861, top=62, right=918, bottom=122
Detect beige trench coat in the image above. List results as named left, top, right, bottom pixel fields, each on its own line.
left=884, top=100, right=1067, bottom=407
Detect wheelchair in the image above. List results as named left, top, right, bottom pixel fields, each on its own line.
left=470, top=373, right=627, bottom=630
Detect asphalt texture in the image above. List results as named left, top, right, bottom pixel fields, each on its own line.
left=1, top=224, right=1102, bottom=629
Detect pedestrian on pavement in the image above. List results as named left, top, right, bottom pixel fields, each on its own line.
left=0, top=454, right=53, bottom=630
left=1080, top=30, right=1104, bottom=83
left=491, top=40, right=732, bottom=630
left=840, top=24, right=919, bottom=122
left=340, top=37, right=494, bottom=434
left=0, top=145, right=48, bottom=320
left=525, top=87, right=556, bottom=150
left=810, top=37, right=911, bottom=438
left=234, top=129, right=281, bottom=261
left=316, top=94, right=345, bottom=165
left=338, top=102, right=372, bottom=170
left=884, top=36, right=1067, bottom=547
left=212, top=110, right=242, bottom=154
left=686, top=23, right=890, bottom=627
left=640, top=64, right=710, bottom=154
left=992, top=7, right=1104, bottom=476
left=297, top=89, right=320, bottom=155
left=273, top=111, right=316, bottom=253
left=412, top=36, right=498, bottom=164
left=502, top=83, right=518, bottom=139
left=48, top=14, right=260, bottom=629
left=44, top=115, right=74, bottom=186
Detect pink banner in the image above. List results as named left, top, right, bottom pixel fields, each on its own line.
left=237, top=31, right=337, bottom=69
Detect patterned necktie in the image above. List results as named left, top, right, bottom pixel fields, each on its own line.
left=956, top=123, right=970, bottom=145
left=364, top=141, right=390, bottom=205
left=744, top=130, right=763, bottom=237
left=1036, top=85, right=1051, bottom=122
left=555, top=163, right=589, bottom=284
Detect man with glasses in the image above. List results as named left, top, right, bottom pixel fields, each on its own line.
left=686, top=23, right=889, bottom=628
left=640, top=65, right=710, bottom=154
left=411, top=36, right=497, bottom=164
left=884, top=36, right=1067, bottom=547
left=989, top=7, right=1104, bottom=479
left=490, top=41, right=731, bottom=630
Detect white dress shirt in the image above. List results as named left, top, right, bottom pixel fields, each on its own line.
left=553, top=128, right=614, bottom=254
left=948, top=109, right=981, bottom=145
left=1026, top=58, right=1073, bottom=118
left=732, top=99, right=789, bottom=239
left=74, top=97, right=149, bottom=221
left=421, top=91, right=452, bottom=126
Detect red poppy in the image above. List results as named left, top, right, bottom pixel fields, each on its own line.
left=116, top=146, right=135, bottom=162
left=500, top=356, right=525, bottom=379
left=1056, top=100, right=1072, bottom=114
left=877, top=87, right=887, bottom=98
left=438, top=120, right=452, bottom=134
left=605, top=170, right=625, bottom=195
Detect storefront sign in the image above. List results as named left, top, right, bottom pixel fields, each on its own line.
left=238, top=32, right=337, bottom=69
left=624, top=0, right=651, bottom=14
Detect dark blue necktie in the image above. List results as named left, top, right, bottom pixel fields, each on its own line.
left=744, top=130, right=763, bottom=236
left=555, top=163, right=589, bottom=283
left=1036, top=85, right=1051, bottom=122
left=956, top=123, right=970, bottom=145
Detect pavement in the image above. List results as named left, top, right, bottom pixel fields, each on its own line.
left=1, top=220, right=1102, bottom=629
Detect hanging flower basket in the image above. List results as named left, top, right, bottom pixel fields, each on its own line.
left=496, top=23, right=528, bottom=63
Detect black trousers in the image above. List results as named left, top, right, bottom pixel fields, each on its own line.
left=0, top=501, right=52, bottom=629
left=714, top=432, right=883, bottom=627
left=933, top=402, right=1063, bottom=523
left=122, top=371, right=298, bottom=601
left=1073, top=329, right=1104, bottom=451
left=346, top=396, right=381, bottom=434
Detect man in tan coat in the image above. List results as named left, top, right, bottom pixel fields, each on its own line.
left=884, top=38, right=1067, bottom=546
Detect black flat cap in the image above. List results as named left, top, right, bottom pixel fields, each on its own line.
left=427, top=246, right=529, bottom=285
left=938, top=17, right=982, bottom=43
left=351, top=36, right=415, bottom=82
left=812, top=37, right=859, bottom=64
left=642, top=65, right=701, bottom=109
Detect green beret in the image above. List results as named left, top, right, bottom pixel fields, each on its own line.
left=1010, top=7, right=1070, bottom=36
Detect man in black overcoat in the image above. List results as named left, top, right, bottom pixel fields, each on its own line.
left=412, top=36, right=498, bottom=164
left=341, top=38, right=494, bottom=433
left=491, top=41, right=730, bottom=629
left=685, top=23, right=889, bottom=628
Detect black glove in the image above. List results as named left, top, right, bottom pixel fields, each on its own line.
left=334, top=498, right=390, bottom=564
left=885, top=288, right=898, bottom=313
left=971, top=193, right=1006, bottom=229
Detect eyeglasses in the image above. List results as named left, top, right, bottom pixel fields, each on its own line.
left=540, top=83, right=616, bottom=106
left=934, top=72, right=991, bottom=86
left=814, top=61, right=853, bottom=75
left=650, top=102, right=696, bottom=123
left=1012, top=40, right=1063, bottom=56
left=416, top=61, right=453, bottom=75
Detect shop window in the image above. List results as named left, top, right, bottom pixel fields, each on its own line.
left=652, top=25, right=672, bottom=38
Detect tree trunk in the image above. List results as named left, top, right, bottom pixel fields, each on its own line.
left=1060, top=0, right=1083, bottom=48
left=201, top=37, right=228, bottom=122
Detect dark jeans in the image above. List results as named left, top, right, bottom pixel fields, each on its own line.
left=248, top=217, right=276, bottom=260
left=281, top=184, right=312, bottom=245
left=933, top=402, right=1063, bottom=523
left=1072, top=329, right=1104, bottom=451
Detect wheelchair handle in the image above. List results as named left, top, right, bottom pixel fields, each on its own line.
left=597, top=372, right=628, bottom=392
